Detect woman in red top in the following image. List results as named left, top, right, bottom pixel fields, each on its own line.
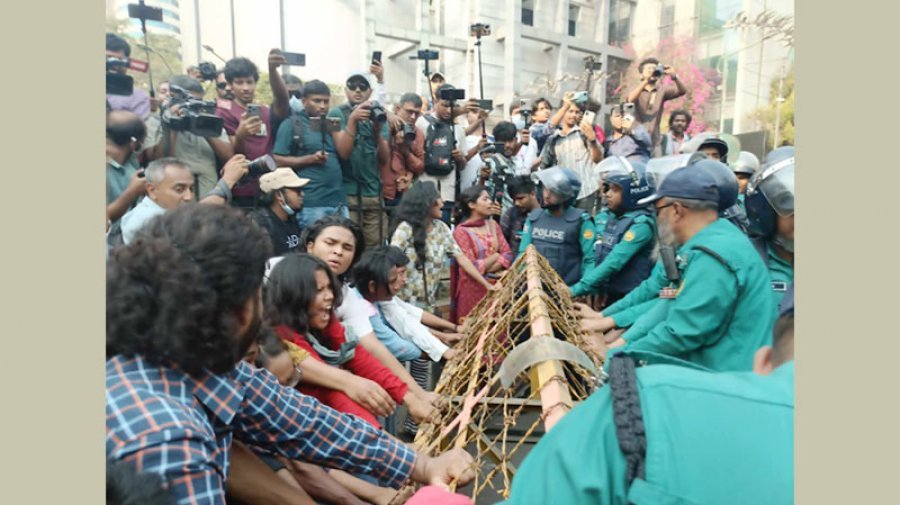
left=451, top=186, right=513, bottom=322
left=266, top=253, right=432, bottom=428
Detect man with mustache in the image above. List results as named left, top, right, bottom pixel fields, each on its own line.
left=106, top=204, right=475, bottom=505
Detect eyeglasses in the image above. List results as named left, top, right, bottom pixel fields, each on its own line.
left=347, top=82, right=370, bottom=92
left=216, top=82, right=228, bottom=90
left=654, top=202, right=674, bottom=216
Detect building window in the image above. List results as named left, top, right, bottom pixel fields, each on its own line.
left=608, top=0, right=635, bottom=45
left=605, top=56, right=632, bottom=103
left=660, top=0, right=675, bottom=40
left=522, top=0, right=534, bottom=26
left=568, top=5, right=579, bottom=37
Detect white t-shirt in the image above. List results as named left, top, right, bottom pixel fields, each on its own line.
left=378, top=296, right=449, bottom=361
left=336, top=283, right=376, bottom=339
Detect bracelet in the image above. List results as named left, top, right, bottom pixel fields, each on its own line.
left=207, top=179, right=233, bottom=203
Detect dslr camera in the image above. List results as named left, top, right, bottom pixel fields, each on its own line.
left=652, top=63, right=667, bottom=79
left=369, top=101, right=388, bottom=123
left=162, top=84, right=225, bottom=137
left=402, top=122, right=417, bottom=143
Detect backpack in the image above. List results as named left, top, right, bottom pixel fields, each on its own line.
left=423, top=115, right=457, bottom=176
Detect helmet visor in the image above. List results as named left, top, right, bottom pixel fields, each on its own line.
left=646, top=154, right=692, bottom=188
left=759, top=160, right=795, bottom=216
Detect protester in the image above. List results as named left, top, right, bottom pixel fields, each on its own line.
left=660, top=109, right=692, bottom=155
left=504, top=289, right=794, bottom=505
left=624, top=57, right=689, bottom=155
left=569, top=157, right=656, bottom=305
left=331, top=71, right=391, bottom=247
left=144, top=74, right=234, bottom=197
left=249, top=168, right=309, bottom=257
left=106, top=110, right=147, bottom=227
left=106, top=33, right=151, bottom=119
left=452, top=186, right=513, bottom=321
left=272, top=80, right=349, bottom=228
left=216, top=51, right=291, bottom=207
left=215, top=70, right=235, bottom=101
left=266, top=253, right=435, bottom=429
left=106, top=204, right=476, bottom=504
left=519, top=167, right=595, bottom=286
left=384, top=93, right=426, bottom=211
left=500, top=175, right=541, bottom=254
left=604, top=103, right=652, bottom=164
left=119, top=158, right=194, bottom=244
left=539, top=93, right=604, bottom=211
left=528, top=97, right=554, bottom=154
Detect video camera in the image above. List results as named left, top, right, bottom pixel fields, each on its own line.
left=106, top=57, right=134, bottom=96
left=162, top=84, right=224, bottom=137
left=369, top=101, right=388, bottom=123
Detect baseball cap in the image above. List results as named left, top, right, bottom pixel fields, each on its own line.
left=637, top=164, right=720, bottom=206
left=259, top=168, right=310, bottom=194
left=430, top=71, right=446, bottom=82
left=346, top=71, right=372, bottom=87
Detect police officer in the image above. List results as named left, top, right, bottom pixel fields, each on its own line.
left=694, top=132, right=730, bottom=162
left=746, top=152, right=795, bottom=327
left=693, top=156, right=751, bottom=233
left=504, top=287, right=795, bottom=505
left=518, top=166, right=595, bottom=285
left=732, top=151, right=761, bottom=201
left=599, top=163, right=772, bottom=372
left=569, top=157, right=656, bottom=305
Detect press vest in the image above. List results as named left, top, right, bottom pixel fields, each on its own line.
left=594, top=210, right=656, bottom=296
left=528, top=207, right=586, bottom=285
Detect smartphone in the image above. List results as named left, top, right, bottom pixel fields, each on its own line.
left=583, top=110, right=597, bottom=125
left=371, top=51, right=382, bottom=65
left=622, top=102, right=635, bottom=115
left=246, top=104, right=260, bottom=118
left=439, top=88, right=466, bottom=101
left=477, top=99, right=493, bottom=111
left=283, top=52, right=306, bottom=66
left=571, top=91, right=589, bottom=104
left=310, top=116, right=342, bottom=133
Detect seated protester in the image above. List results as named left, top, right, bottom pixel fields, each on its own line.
left=352, top=247, right=457, bottom=362
left=518, top=167, right=595, bottom=286
left=500, top=176, right=541, bottom=254
left=216, top=51, right=291, bottom=207
left=105, top=33, right=151, bottom=120
left=118, top=156, right=248, bottom=244
left=569, top=157, right=657, bottom=306
left=106, top=110, right=147, bottom=227
left=604, top=103, right=651, bottom=164
left=144, top=74, right=234, bottom=198
left=301, top=216, right=440, bottom=409
left=477, top=121, right=528, bottom=215
left=452, top=186, right=513, bottom=322
left=384, top=93, right=427, bottom=210
left=330, top=71, right=391, bottom=248
left=250, top=168, right=309, bottom=257
left=273, top=80, right=349, bottom=228
left=504, top=291, right=795, bottom=505
left=106, top=204, right=476, bottom=504
left=540, top=92, right=604, bottom=211
left=266, top=253, right=436, bottom=429
left=378, top=246, right=464, bottom=362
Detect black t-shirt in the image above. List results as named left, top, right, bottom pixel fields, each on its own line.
left=250, top=207, right=302, bottom=257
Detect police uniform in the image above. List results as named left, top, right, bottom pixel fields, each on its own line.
left=502, top=350, right=794, bottom=505
left=519, top=206, right=595, bottom=285
left=608, top=164, right=773, bottom=372
left=753, top=238, right=794, bottom=330
left=570, top=208, right=656, bottom=298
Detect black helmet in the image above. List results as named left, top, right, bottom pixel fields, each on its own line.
left=746, top=156, right=795, bottom=239
left=596, top=156, right=654, bottom=211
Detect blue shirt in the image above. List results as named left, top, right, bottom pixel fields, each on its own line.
left=605, top=124, right=651, bottom=164
left=106, top=355, right=417, bottom=505
left=120, top=197, right=165, bottom=244
left=370, top=306, right=422, bottom=362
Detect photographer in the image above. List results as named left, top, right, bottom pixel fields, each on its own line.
left=528, top=97, right=554, bottom=153
left=330, top=71, right=391, bottom=248
left=383, top=93, right=426, bottom=210
left=144, top=75, right=234, bottom=198
left=272, top=80, right=349, bottom=229
left=216, top=50, right=291, bottom=207
left=477, top=121, right=525, bottom=215
left=106, top=33, right=151, bottom=120
left=539, top=93, right=604, bottom=211
left=604, top=103, right=651, bottom=163
left=624, top=57, right=688, bottom=155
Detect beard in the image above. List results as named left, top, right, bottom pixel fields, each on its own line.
left=656, top=217, right=678, bottom=247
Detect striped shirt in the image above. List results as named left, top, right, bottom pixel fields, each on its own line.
left=540, top=128, right=600, bottom=200
left=106, top=355, right=416, bottom=505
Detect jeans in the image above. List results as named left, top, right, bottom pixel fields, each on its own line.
left=297, top=205, right=349, bottom=229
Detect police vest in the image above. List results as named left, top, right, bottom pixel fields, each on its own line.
left=594, top=209, right=656, bottom=296
left=528, top=207, right=587, bottom=285
left=751, top=237, right=790, bottom=294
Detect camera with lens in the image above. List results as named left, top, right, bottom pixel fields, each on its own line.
left=369, top=101, right=387, bottom=123
left=402, top=122, right=417, bottom=143
left=162, top=84, right=225, bottom=137
left=197, top=61, right=217, bottom=81
left=652, top=63, right=666, bottom=79
left=247, top=154, right=276, bottom=178
left=490, top=170, right=510, bottom=203
left=519, top=99, right=533, bottom=128
left=106, top=57, right=134, bottom=96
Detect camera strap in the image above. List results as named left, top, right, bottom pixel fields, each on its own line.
left=290, top=115, right=306, bottom=154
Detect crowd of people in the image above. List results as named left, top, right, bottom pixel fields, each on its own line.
left=106, top=30, right=795, bottom=505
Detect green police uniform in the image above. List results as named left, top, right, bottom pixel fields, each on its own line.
left=603, top=262, right=668, bottom=326
left=614, top=219, right=773, bottom=372
left=570, top=210, right=656, bottom=298
left=502, top=354, right=794, bottom=505
left=758, top=241, right=793, bottom=345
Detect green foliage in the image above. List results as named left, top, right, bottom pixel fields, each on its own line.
left=749, top=68, right=794, bottom=150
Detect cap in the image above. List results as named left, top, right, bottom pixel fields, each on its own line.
left=430, top=71, right=446, bottom=82
left=259, top=168, right=310, bottom=194
left=345, top=71, right=372, bottom=87
left=637, top=164, right=720, bottom=206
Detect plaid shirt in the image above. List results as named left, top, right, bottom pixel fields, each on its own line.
left=106, top=355, right=417, bottom=505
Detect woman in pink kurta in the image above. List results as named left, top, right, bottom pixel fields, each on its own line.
left=451, top=186, right=514, bottom=322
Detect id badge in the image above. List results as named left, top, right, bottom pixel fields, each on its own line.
left=659, top=287, right=678, bottom=299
